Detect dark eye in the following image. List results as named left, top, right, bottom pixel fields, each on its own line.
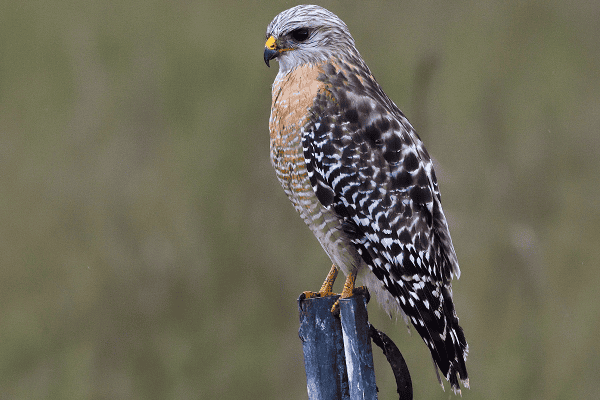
left=291, top=28, right=310, bottom=42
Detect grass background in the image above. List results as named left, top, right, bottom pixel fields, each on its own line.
left=1, top=0, right=599, bottom=398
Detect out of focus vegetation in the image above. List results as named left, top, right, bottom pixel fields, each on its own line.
left=1, top=0, right=598, bottom=398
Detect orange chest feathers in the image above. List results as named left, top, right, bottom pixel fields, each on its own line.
left=269, top=64, right=325, bottom=188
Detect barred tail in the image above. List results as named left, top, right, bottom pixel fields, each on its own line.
left=397, top=279, right=469, bottom=394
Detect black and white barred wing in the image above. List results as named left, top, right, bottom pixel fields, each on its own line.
left=302, top=83, right=468, bottom=390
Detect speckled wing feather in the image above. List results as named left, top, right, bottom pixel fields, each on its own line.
left=302, top=57, right=468, bottom=389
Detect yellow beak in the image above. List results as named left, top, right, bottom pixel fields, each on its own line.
left=265, top=36, right=277, bottom=50
left=264, top=36, right=278, bottom=67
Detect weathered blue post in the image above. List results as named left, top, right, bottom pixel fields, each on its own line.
left=298, top=294, right=350, bottom=400
left=339, top=295, right=378, bottom=399
left=298, top=293, right=377, bottom=400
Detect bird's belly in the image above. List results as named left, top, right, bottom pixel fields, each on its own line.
left=270, top=139, right=362, bottom=277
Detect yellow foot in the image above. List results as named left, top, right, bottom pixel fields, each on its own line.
left=300, top=264, right=338, bottom=300
left=299, top=266, right=369, bottom=314
left=330, top=272, right=369, bottom=315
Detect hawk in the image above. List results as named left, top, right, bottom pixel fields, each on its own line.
left=264, top=5, right=468, bottom=394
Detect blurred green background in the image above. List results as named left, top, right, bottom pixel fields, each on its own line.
left=1, top=0, right=599, bottom=398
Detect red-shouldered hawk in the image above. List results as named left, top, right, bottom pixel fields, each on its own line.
left=264, top=5, right=468, bottom=394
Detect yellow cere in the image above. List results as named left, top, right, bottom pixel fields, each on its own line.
left=265, top=36, right=277, bottom=50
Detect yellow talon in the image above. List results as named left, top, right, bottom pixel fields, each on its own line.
left=301, top=266, right=368, bottom=314
left=318, top=264, right=338, bottom=296
left=331, top=271, right=356, bottom=314
left=302, top=264, right=338, bottom=299
left=340, top=271, right=356, bottom=299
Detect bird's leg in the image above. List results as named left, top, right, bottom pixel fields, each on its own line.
left=340, top=270, right=356, bottom=299
left=331, top=270, right=369, bottom=314
left=330, top=270, right=355, bottom=314
left=301, top=265, right=369, bottom=315
left=302, top=264, right=338, bottom=299
left=318, top=264, right=339, bottom=296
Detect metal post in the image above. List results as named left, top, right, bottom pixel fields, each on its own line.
left=298, top=294, right=350, bottom=400
left=339, top=295, right=378, bottom=399
left=298, top=294, right=377, bottom=400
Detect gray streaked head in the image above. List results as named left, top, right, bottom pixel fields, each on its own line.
left=264, top=5, right=360, bottom=74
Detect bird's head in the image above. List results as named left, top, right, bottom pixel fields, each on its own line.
left=264, top=5, right=358, bottom=73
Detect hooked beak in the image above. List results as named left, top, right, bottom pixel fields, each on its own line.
left=264, top=36, right=278, bottom=67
